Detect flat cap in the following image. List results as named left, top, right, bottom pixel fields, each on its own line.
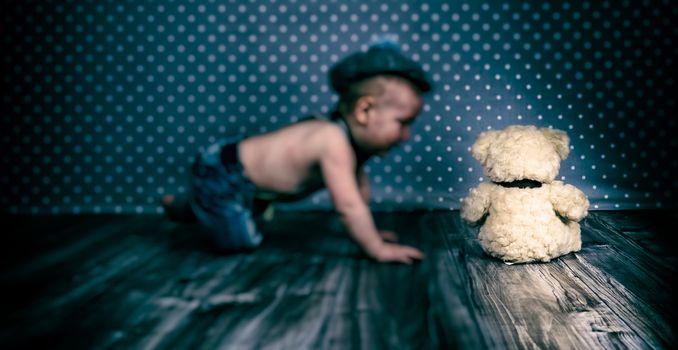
left=329, top=39, right=432, bottom=94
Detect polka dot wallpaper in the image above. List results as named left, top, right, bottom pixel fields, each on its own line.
left=2, top=0, right=676, bottom=214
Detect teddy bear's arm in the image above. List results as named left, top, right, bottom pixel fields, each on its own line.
left=550, top=181, right=589, bottom=221
left=461, top=183, right=492, bottom=224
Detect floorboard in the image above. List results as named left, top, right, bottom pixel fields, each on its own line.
left=0, top=210, right=676, bottom=349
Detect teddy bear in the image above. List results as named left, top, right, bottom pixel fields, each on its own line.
left=460, top=125, right=589, bottom=263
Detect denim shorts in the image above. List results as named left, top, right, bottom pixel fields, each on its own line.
left=190, top=136, right=263, bottom=252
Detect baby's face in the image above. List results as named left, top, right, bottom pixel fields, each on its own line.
left=361, top=80, right=423, bottom=155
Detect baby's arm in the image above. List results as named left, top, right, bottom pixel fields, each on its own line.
left=549, top=181, right=589, bottom=221
left=460, top=183, right=492, bottom=224
left=357, top=169, right=371, bottom=204
left=320, top=130, right=424, bottom=264
left=356, top=168, right=399, bottom=242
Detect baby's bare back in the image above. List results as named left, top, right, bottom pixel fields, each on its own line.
left=238, top=119, right=349, bottom=199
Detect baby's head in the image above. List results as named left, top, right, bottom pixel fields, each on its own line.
left=329, top=41, right=432, bottom=155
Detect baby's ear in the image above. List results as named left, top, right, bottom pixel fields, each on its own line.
left=541, top=128, right=570, bottom=160
left=471, top=130, right=497, bottom=165
left=353, top=96, right=375, bottom=125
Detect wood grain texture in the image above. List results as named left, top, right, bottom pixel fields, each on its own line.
left=0, top=210, right=676, bottom=349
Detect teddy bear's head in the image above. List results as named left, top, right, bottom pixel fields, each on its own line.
left=471, top=125, right=570, bottom=183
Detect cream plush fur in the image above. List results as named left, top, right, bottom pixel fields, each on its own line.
left=461, top=125, right=589, bottom=263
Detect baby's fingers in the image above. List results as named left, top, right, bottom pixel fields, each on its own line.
left=402, top=246, right=425, bottom=261
left=392, top=245, right=425, bottom=264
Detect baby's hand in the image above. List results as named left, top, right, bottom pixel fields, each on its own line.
left=371, top=242, right=425, bottom=264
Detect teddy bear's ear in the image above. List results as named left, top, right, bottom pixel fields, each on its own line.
left=471, top=130, right=497, bottom=164
left=541, top=128, right=570, bottom=160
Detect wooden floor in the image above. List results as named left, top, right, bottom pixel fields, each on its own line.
left=1, top=210, right=676, bottom=349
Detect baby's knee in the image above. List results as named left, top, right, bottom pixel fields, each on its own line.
left=210, top=211, right=263, bottom=253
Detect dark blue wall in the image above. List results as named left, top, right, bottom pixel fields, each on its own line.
left=2, top=0, right=676, bottom=214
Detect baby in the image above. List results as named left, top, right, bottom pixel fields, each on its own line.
left=164, top=41, right=431, bottom=264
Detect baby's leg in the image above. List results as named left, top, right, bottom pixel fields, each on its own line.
left=190, top=136, right=264, bottom=253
